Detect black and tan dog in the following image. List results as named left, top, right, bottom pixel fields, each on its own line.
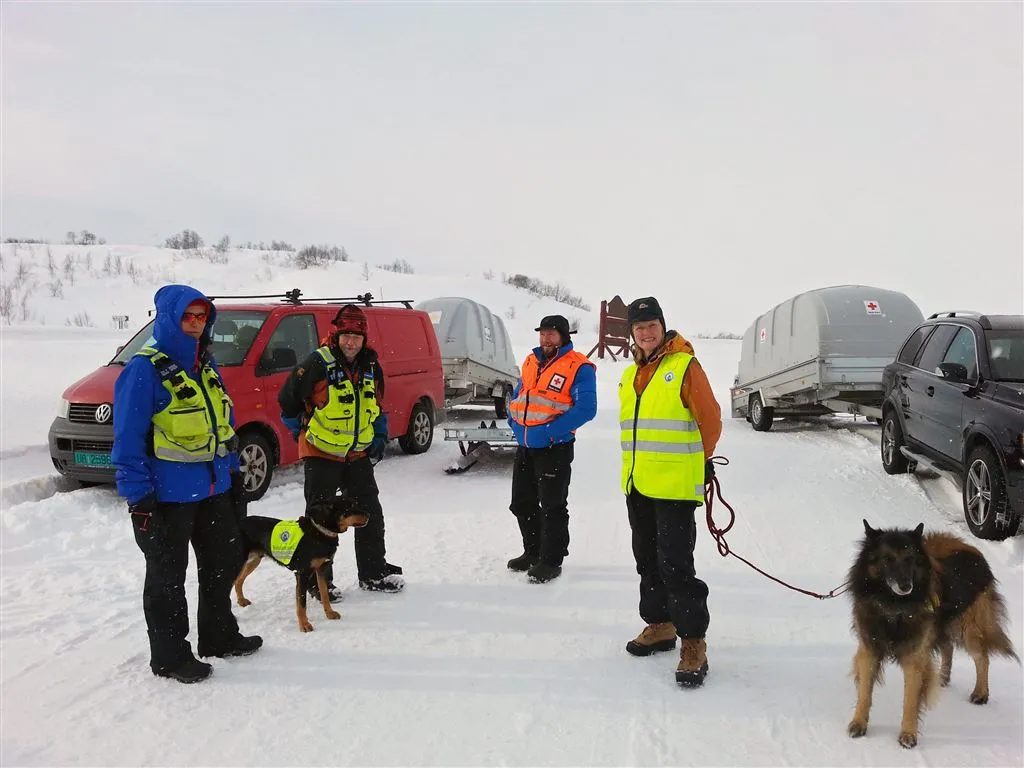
left=847, top=520, right=1018, bottom=748
left=233, top=497, right=368, bottom=632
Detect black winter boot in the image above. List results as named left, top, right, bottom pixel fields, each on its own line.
left=154, top=657, right=213, bottom=684
left=527, top=563, right=562, bottom=583
left=507, top=552, right=538, bottom=572
left=200, top=634, right=263, bottom=659
left=309, top=583, right=344, bottom=604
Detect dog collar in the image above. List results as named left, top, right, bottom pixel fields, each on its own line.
left=309, top=517, right=339, bottom=538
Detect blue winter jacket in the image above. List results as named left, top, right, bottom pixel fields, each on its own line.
left=506, top=342, right=598, bottom=449
left=112, top=285, right=240, bottom=505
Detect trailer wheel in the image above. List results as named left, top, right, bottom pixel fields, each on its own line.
left=749, top=394, right=774, bottom=432
left=494, top=386, right=512, bottom=420
left=964, top=444, right=1020, bottom=540
left=398, top=401, right=434, bottom=455
left=880, top=412, right=909, bottom=475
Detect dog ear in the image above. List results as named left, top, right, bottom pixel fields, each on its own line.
left=862, top=519, right=880, bottom=538
left=912, top=522, right=924, bottom=539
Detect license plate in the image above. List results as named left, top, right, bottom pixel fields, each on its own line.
left=73, top=451, right=112, bottom=467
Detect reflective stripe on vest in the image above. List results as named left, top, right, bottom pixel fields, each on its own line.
left=270, top=520, right=304, bottom=565
left=138, top=347, right=236, bottom=463
left=303, top=346, right=380, bottom=456
left=619, top=352, right=705, bottom=502
left=509, top=350, right=593, bottom=427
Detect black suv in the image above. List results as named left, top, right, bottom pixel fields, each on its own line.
left=880, top=311, right=1024, bottom=540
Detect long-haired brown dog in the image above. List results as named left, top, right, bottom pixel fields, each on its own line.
left=847, top=520, right=1018, bottom=748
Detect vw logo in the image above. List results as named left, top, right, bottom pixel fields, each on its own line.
left=94, top=404, right=112, bottom=424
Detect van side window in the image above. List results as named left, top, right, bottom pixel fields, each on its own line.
left=898, top=326, right=933, bottom=365
left=915, top=324, right=958, bottom=374
left=262, top=314, right=318, bottom=373
left=941, top=327, right=978, bottom=382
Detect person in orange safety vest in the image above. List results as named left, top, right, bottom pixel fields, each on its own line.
left=505, top=315, right=597, bottom=584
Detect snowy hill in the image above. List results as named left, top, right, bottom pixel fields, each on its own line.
left=1, top=242, right=1021, bottom=767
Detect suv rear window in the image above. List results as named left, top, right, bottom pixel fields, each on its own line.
left=110, top=310, right=269, bottom=366
left=987, top=330, right=1024, bottom=382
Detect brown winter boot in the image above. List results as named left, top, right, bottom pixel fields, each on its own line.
left=625, top=622, right=677, bottom=656
left=676, top=638, right=708, bottom=688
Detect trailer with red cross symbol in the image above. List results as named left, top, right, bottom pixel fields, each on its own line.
left=729, top=285, right=924, bottom=431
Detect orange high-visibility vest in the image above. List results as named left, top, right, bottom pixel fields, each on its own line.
left=509, top=350, right=594, bottom=427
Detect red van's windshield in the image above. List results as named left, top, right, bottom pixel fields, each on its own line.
left=109, top=311, right=269, bottom=367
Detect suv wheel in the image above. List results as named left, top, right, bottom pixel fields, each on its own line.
left=238, top=432, right=273, bottom=501
left=749, top=394, right=774, bottom=432
left=880, top=412, right=909, bottom=475
left=963, top=444, right=1019, bottom=541
left=398, top=402, right=434, bottom=454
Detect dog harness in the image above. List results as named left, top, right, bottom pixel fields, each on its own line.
left=303, top=346, right=379, bottom=456
left=137, top=347, right=235, bottom=463
left=269, top=520, right=304, bottom=566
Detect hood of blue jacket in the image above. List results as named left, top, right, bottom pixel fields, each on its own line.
left=151, top=284, right=217, bottom=369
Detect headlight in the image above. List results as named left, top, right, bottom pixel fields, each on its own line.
left=58, top=398, right=70, bottom=419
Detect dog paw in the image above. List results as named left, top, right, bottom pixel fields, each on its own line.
left=299, top=621, right=314, bottom=632
left=325, top=609, right=341, bottom=620
left=847, top=720, right=867, bottom=738
left=969, top=691, right=989, bottom=705
left=898, top=731, right=918, bottom=749
left=237, top=597, right=251, bottom=608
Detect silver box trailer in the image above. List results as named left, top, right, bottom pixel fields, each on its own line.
left=730, top=285, right=923, bottom=431
left=416, top=297, right=521, bottom=418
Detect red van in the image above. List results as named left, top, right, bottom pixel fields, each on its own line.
left=48, top=290, right=446, bottom=500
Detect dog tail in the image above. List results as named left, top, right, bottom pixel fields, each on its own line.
left=985, top=585, right=1020, bottom=663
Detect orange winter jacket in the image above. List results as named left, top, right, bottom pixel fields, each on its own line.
left=631, top=332, right=722, bottom=457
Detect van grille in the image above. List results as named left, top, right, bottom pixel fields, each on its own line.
left=68, top=404, right=107, bottom=424
left=72, top=439, right=114, bottom=453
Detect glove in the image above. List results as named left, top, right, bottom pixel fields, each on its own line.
left=367, top=435, right=387, bottom=461
left=281, top=413, right=302, bottom=442
left=704, top=459, right=716, bottom=485
left=129, top=494, right=157, bottom=534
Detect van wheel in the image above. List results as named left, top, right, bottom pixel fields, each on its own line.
left=238, top=432, right=273, bottom=501
left=881, top=412, right=909, bottom=475
left=964, top=444, right=1019, bottom=540
left=494, top=386, right=512, bottom=420
left=399, top=402, right=434, bottom=455
left=749, top=394, right=774, bottom=432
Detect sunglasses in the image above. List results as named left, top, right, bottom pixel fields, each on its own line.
left=182, top=311, right=208, bottom=323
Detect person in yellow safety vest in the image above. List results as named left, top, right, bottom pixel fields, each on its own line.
left=112, top=284, right=262, bottom=685
left=618, top=296, right=722, bottom=689
left=506, top=314, right=597, bottom=584
left=278, top=304, right=403, bottom=600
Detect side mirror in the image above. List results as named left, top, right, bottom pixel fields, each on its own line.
left=261, top=347, right=297, bottom=372
left=937, top=362, right=969, bottom=383
left=115, top=345, right=124, bottom=354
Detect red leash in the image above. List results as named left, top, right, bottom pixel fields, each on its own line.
left=703, top=456, right=850, bottom=600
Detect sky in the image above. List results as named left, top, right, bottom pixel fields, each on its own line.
left=2, top=1, right=1022, bottom=333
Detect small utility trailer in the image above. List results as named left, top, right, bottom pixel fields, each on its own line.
left=443, top=420, right=518, bottom=474
left=730, top=285, right=924, bottom=431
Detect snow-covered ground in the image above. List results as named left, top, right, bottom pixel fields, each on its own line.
left=1, top=244, right=1021, bottom=766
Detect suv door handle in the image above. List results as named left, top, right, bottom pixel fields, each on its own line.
left=926, top=386, right=935, bottom=396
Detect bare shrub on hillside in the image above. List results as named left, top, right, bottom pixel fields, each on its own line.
left=49, top=278, right=64, bottom=298
left=293, top=245, right=349, bottom=269
left=69, top=311, right=94, bottom=327
left=379, top=258, right=414, bottom=274
left=47, top=248, right=57, bottom=278
left=0, top=286, right=13, bottom=321
left=361, top=262, right=372, bottom=281
left=503, top=273, right=590, bottom=311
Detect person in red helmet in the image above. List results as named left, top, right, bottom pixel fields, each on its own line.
left=278, top=303, right=403, bottom=599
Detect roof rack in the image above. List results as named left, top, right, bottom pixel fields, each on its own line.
left=204, top=289, right=416, bottom=309
left=927, top=310, right=992, bottom=329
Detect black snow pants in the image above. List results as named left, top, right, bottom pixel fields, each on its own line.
left=302, top=455, right=388, bottom=587
left=131, top=492, right=245, bottom=672
left=509, top=441, right=574, bottom=567
left=626, top=488, right=710, bottom=640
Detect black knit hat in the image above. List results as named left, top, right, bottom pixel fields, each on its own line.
left=535, top=314, right=575, bottom=346
left=627, top=297, right=665, bottom=330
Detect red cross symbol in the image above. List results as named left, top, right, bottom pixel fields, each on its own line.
left=866, top=302, right=878, bottom=311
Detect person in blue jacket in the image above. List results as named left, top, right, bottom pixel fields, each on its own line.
left=112, top=284, right=261, bottom=684
left=505, top=315, right=597, bottom=583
